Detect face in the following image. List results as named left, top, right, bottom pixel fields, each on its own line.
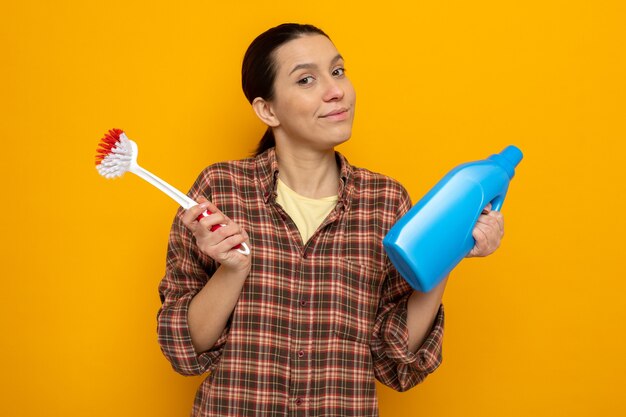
left=264, top=35, right=356, bottom=151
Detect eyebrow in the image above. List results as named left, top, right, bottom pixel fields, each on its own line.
left=288, top=54, right=344, bottom=75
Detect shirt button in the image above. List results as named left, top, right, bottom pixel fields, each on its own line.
left=299, top=299, right=308, bottom=307
left=298, top=350, right=305, bottom=358
left=302, top=252, right=308, bottom=259
left=295, top=398, right=303, bottom=406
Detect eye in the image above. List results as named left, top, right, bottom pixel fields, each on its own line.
left=297, top=76, right=315, bottom=85
left=332, top=67, right=346, bottom=77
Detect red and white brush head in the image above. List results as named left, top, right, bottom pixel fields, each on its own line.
left=95, top=128, right=136, bottom=178
left=93, top=127, right=250, bottom=255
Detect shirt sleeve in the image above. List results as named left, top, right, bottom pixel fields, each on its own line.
left=156, top=180, right=230, bottom=376
left=370, top=183, right=445, bottom=391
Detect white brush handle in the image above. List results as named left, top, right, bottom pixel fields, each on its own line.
left=131, top=165, right=197, bottom=209
left=130, top=165, right=251, bottom=256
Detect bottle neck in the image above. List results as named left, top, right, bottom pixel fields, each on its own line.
left=488, top=153, right=516, bottom=179
left=488, top=145, right=523, bottom=179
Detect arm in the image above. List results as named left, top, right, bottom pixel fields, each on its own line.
left=187, top=264, right=248, bottom=353
left=370, top=185, right=445, bottom=391
left=370, top=261, right=445, bottom=392
left=372, top=198, right=505, bottom=390
left=406, top=276, right=448, bottom=352
left=393, top=201, right=505, bottom=350
left=184, top=198, right=251, bottom=353
left=157, top=195, right=251, bottom=376
left=405, top=203, right=503, bottom=350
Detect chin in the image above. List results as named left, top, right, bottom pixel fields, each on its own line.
left=334, top=134, right=351, bottom=147
left=331, top=125, right=353, bottom=145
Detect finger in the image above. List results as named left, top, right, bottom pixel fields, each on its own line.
left=199, top=222, right=246, bottom=255
left=477, top=218, right=502, bottom=253
left=194, top=222, right=242, bottom=254
left=182, top=201, right=211, bottom=227
left=491, top=211, right=504, bottom=234
left=198, top=210, right=229, bottom=232
left=472, top=222, right=489, bottom=246
left=475, top=213, right=499, bottom=230
left=482, top=203, right=492, bottom=214
left=214, top=232, right=249, bottom=255
left=193, top=199, right=229, bottom=224
left=206, top=221, right=239, bottom=240
left=477, top=211, right=504, bottom=237
left=182, top=196, right=211, bottom=226
left=468, top=225, right=489, bottom=257
left=200, top=200, right=223, bottom=217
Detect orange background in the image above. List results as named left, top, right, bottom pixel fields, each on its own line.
left=2, top=1, right=625, bottom=416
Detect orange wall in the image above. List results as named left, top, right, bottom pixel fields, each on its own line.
left=2, top=1, right=625, bottom=416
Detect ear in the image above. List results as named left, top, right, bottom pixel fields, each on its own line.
left=252, top=97, right=280, bottom=128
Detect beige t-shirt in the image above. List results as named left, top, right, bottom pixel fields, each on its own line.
left=275, top=178, right=339, bottom=243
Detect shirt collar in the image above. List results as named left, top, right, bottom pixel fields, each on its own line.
left=256, top=147, right=354, bottom=208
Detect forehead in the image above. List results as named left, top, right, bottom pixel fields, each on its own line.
left=273, top=35, right=340, bottom=74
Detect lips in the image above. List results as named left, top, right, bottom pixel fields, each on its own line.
left=320, top=108, right=349, bottom=118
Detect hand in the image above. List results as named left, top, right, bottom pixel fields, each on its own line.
left=466, top=203, right=504, bottom=258
left=181, top=197, right=251, bottom=273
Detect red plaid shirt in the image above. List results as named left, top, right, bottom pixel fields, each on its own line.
left=157, top=148, right=444, bottom=416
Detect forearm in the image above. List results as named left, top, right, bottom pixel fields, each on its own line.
left=406, top=276, right=448, bottom=352
left=188, top=265, right=248, bottom=353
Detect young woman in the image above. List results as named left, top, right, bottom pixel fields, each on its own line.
left=157, top=23, right=504, bottom=416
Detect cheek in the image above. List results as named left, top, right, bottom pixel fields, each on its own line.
left=344, top=79, right=356, bottom=103
left=274, top=93, right=315, bottom=121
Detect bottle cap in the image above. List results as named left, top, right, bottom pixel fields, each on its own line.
left=501, top=145, right=523, bottom=168
left=488, top=145, right=523, bottom=178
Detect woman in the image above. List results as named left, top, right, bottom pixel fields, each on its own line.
left=157, top=23, right=503, bottom=416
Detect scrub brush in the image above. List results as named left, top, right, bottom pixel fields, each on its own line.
left=95, top=128, right=250, bottom=255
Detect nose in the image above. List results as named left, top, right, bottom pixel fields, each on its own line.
left=322, top=77, right=345, bottom=102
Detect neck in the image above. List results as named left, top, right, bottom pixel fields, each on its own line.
left=275, top=146, right=339, bottom=199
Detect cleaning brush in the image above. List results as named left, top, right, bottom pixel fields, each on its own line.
left=95, top=128, right=251, bottom=255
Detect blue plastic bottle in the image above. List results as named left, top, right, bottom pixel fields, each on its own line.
left=383, top=145, right=523, bottom=292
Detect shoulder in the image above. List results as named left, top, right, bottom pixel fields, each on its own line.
left=188, top=156, right=257, bottom=197
left=199, top=156, right=257, bottom=184
left=199, top=156, right=256, bottom=179
left=343, top=159, right=414, bottom=234
left=349, top=163, right=411, bottom=204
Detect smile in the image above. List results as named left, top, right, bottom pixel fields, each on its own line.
left=320, top=108, right=350, bottom=121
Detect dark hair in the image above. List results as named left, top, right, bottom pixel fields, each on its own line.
left=242, top=23, right=330, bottom=156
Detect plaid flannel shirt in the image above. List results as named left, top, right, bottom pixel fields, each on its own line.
left=157, top=147, right=444, bottom=416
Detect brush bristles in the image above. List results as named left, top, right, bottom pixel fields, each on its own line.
left=95, top=128, right=133, bottom=178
